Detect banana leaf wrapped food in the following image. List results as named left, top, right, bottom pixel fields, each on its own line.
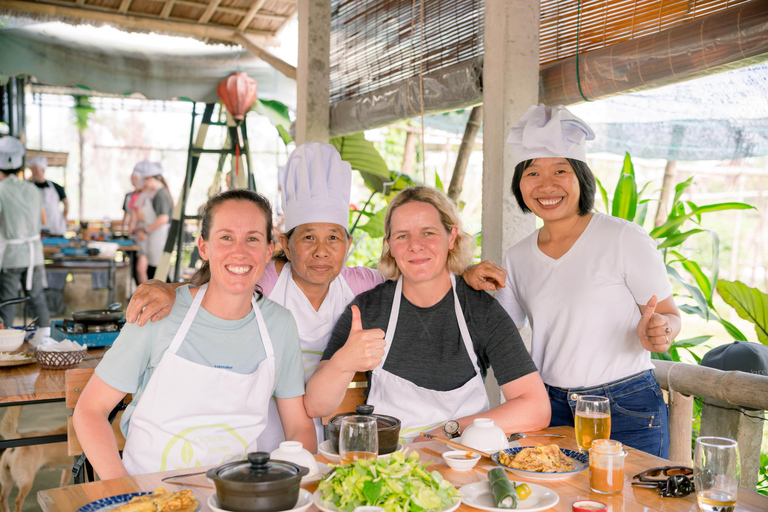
left=488, top=468, right=518, bottom=509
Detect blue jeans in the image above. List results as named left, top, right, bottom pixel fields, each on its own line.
left=547, top=370, right=669, bottom=458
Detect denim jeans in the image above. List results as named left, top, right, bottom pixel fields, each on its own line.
left=547, top=370, right=669, bottom=458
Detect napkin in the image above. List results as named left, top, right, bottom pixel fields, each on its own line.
left=37, top=339, right=85, bottom=352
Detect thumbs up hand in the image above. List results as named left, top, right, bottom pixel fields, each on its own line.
left=338, top=305, right=386, bottom=372
left=637, top=295, right=672, bottom=352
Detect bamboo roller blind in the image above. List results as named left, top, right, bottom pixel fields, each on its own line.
left=330, top=0, right=751, bottom=104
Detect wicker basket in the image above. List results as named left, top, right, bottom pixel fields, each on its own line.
left=34, top=347, right=87, bottom=370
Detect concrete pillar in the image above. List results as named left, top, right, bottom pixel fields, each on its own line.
left=482, top=0, right=540, bottom=406
left=296, top=0, right=330, bottom=145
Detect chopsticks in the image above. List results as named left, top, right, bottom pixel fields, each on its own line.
left=419, top=432, right=493, bottom=459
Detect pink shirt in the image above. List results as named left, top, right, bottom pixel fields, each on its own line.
left=258, top=261, right=385, bottom=297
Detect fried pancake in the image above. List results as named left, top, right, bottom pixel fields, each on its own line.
left=507, top=444, right=575, bottom=473
left=113, top=487, right=199, bottom=512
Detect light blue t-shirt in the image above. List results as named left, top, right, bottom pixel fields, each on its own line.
left=95, top=285, right=304, bottom=436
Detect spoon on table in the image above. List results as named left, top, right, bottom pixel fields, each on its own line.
left=506, top=432, right=566, bottom=442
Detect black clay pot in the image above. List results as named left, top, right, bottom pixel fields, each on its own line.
left=206, top=452, right=308, bottom=512
left=328, top=404, right=401, bottom=455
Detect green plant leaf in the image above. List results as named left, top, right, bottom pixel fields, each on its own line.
left=679, top=304, right=706, bottom=319
left=672, top=177, right=694, bottom=206
left=650, top=202, right=755, bottom=239
left=670, top=250, right=712, bottom=305
left=671, top=335, right=712, bottom=347
left=634, top=201, right=648, bottom=226
left=651, top=351, right=674, bottom=361
left=594, top=176, right=610, bottom=214
left=73, top=95, right=95, bottom=132
left=330, top=133, right=391, bottom=192
left=667, top=265, right=710, bottom=320
left=357, top=206, right=387, bottom=239
left=656, top=229, right=705, bottom=249
left=716, top=280, right=768, bottom=345
left=435, top=172, right=444, bottom=192
left=611, top=153, right=637, bottom=221
left=711, top=311, right=749, bottom=342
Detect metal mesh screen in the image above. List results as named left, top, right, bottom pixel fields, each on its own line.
left=329, top=0, right=484, bottom=103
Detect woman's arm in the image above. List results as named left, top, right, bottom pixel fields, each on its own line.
left=417, top=372, right=550, bottom=441
left=304, top=306, right=385, bottom=418
left=276, top=396, right=317, bottom=453
left=125, top=281, right=184, bottom=326
left=72, top=375, right=130, bottom=480
left=637, top=294, right=682, bottom=353
left=146, top=214, right=170, bottom=234
left=462, top=260, right=507, bottom=291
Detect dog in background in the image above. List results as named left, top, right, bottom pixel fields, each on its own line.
left=0, top=406, right=70, bottom=512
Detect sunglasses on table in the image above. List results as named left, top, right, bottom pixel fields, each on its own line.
left=631, top=466, right=695, bottom=498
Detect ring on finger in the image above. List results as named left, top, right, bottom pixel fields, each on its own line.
left=665, top=335, right=669, bottom=343
left=665, top=327, right=671, bottom=334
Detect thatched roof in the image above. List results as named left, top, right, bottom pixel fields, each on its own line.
left=0, top=0, right=295, bottom=46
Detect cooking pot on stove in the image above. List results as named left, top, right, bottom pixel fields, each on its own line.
left=206, top=452, right=308, bottom=512
left=328, top=404, right=401, bottom=455
left=72, top=302, right=125, bottom=323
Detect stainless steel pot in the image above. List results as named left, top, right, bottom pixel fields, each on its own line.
left=206, top=452, right=308, bottom=512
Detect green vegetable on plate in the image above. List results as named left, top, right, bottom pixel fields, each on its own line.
left=488, top=468, right=519, bottom=509
left=318, top=451, right=460, bottom=512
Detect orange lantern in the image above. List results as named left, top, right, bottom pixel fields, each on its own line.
left=217, top=72, right=257, bottom=121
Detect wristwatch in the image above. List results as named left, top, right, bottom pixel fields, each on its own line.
left=443, top=420, right=461, bottom=439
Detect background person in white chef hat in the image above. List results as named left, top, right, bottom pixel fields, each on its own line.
left=496, top=104, right=681, bottom=457
left=0, top=137, right=51, bottom=328
left=28, top=156, right=69, bottom=236
left=126, top=142, right=507, bottom=452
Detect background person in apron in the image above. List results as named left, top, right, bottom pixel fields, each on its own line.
left=307, top=186, right=550, bottom=442
left=73, top=190, right=315, bottom=479
left=0, top=137, right=51, bottom=328
left=497, top=104, right=680, bottom=457
left=131, top=161, right=172, bottom=282
left=28, top=156, right=68, bottom=236
left=124, top=144, right=509, bottom=453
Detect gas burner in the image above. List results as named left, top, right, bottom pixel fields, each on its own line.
left=62, top=318, right=124, bottom=335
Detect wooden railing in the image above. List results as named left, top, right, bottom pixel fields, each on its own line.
left=652, top=360, right=768, bottom=491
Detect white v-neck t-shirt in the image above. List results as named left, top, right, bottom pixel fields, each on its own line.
left=497, top=213, right=672, bottom=389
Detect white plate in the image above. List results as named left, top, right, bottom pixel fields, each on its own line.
left=208, top=489, right=313, bottom=512
left=317, top=440, right=405, bottom=463
left=459, top=481, right=559, bottom=512
left=302, top=461, right=332, bottom=483
left=77, top=492, right=200, bottom=512
left=454, top=436, right=520, bottom=452
left=492, top=447, right=588, bottom=481
left=313, top=490, right=461, bottom=512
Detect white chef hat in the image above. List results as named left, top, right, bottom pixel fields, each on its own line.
left=0, top=136, right=25, bottom=171
left=279, top=143, right=352, bottom=233
left=133, top=160, right=163, bottom=178
left=506, top=104, right=595, bottom=168
left=27, top=156, right=47, bottom=169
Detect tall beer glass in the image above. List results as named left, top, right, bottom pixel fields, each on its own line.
left=575, top=395, right=611, bottom=451
left=694, top=437, right=739, bottom=512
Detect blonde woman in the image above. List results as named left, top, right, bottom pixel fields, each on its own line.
left=305, top=186, right=549, bottom=442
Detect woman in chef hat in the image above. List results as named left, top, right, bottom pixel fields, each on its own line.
left=496, top=104, right=681, bottom=457
left=126, top=143, right=506, bottom=452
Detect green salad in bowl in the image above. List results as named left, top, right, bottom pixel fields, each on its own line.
left=317, top=451, right=460, bottom=512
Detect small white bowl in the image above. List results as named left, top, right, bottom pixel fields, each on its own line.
left=0, top=329, right=25, bottom=352
left=460, top=418, right=508, bottom=453
left=441, top=450, right=481, bottom=471
left=270, top=441, right=319, bottom=476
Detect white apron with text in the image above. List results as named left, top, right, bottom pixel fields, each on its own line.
left=121, top=283, right=275, bottom=475
left=367, top=274, right=489, bottom=442
left=256, top=262, right=355, bottom=451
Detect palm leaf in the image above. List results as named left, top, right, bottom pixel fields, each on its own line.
left=716, top=280, right=768, bottom=345
left=650, top=202, right=755, bottom=239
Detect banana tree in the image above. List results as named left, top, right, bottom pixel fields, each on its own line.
left=597, top=152, right=755, bottom=360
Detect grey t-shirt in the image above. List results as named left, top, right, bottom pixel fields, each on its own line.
left=322, top=279, right=538, bottom=392
left=151, top=188, right=173, bottom=217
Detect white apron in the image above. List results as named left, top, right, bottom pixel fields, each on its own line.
left=0, top=233, right=45, bottom=290
left=367, top=274, right=490, bottom=443
left=140, top=189, right=170, bottom=267
left=121, top=283, right=276, bottom=475
left=256, top=263, right=356, bottom=452
left=39, top=182, right=67, bottom=236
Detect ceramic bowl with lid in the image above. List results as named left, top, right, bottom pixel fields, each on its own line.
left=206, top=452, right=308, bottom=512
left=328, top=404, right=401, bottom=455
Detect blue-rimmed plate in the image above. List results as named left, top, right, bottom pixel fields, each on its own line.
left=492, top=447, right=588, bottom=481
left=76, top=492, right=201, bottom=512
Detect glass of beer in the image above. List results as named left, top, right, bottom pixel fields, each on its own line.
left=575, top=395, right=611, bottom=451
left=694, top=437, right=740, bottom=512
left=339, top=415, right=378, bottom=465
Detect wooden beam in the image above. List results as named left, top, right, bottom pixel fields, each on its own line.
left=118, top=0, right=132, bottom=14
left=172, top=1, right=287, bottom=22
left=233, top=32, right=296, bottom=80
left=75, top=0, right=85, bottom=5
left=197, top=0, right=220, bottom=24
left=160, top=0, right=174, bottom=19
left=237, top=0, right=266, bottom=31
left=0, top=0, right=278, bottom=41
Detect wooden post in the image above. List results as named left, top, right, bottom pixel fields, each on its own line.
left=667, top=390, right=693, bottom=466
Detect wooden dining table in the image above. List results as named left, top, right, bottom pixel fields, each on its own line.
left=37, top=426, right=768, bottom=512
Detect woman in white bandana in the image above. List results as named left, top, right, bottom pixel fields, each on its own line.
left=126, top=144, right=507, bottom=452
left=74, top=190, right=315, bottom=479
left=306, top=186, right=550, bottom=443
left=497, top=104, right=681, bottom=457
